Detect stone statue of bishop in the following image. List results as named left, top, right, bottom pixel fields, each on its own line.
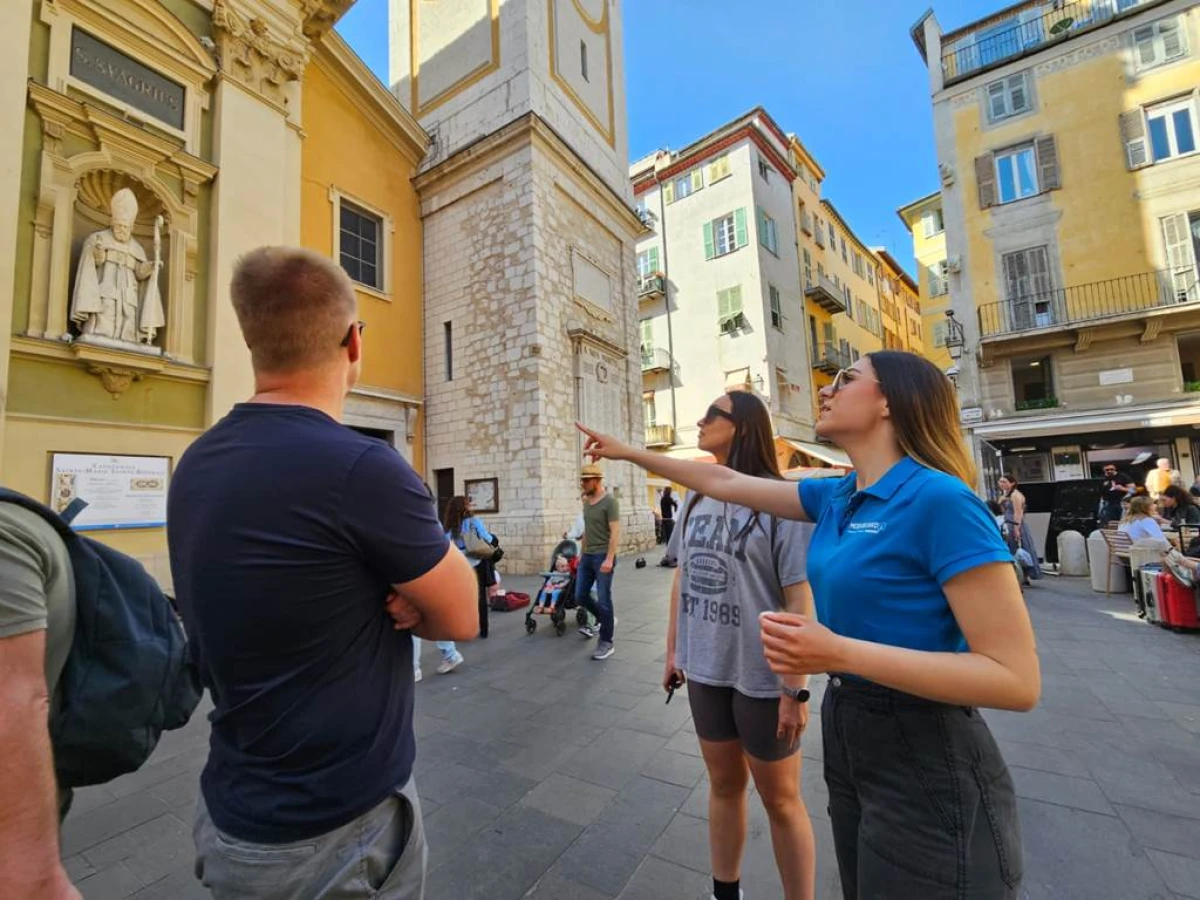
left=70, top=187, right=165, bottom=346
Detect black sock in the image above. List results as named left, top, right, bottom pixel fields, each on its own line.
left=713, top=878, right=740, bottom=900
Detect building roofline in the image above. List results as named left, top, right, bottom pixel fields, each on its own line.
left=896, top=189, right=941, bottom=230
left=910, top=7, right=934, bottom=62
left=873, top=247, right=920, bottom=294
left=820, top=199, right=877, bottom=258
left=787, top=134, right=825, bottom=181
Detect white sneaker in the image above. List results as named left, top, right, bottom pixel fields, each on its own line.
left=437, top=652, right=464, bottom=675
left=579, top=625, right=598, bottom=638
left=414, top=668, right=423, bottom=683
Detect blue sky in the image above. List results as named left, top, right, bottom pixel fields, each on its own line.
left=336, top=0, right=1004, bottom=273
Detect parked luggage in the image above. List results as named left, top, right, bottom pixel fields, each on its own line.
left=1155, top=572, right=1200, bottom=631
left=1140, top=565, right=1163, bottom=625
left=490, top=590, right=530, bottom=612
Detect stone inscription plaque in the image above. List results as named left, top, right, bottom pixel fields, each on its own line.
left=70, top=28, right=185, bottom=130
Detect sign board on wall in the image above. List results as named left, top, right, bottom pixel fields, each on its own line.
left=49, top=454, right=170, bottom=531
left=1098, top=368, right=1134, bottom=386
left=960, top=406, right=984, bottom=425
left=70, top=28, right=186, bottom=130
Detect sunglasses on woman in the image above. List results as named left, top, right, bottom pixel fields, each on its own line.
left=830, top=368, right=881, bottom=394
left=701, top=405, right=735, bottom=424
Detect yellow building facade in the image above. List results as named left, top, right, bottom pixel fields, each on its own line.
left=916, top=0, right=1200, bottom=492
left=0, top=0, right=426, bottom=584
left=898, top=191, right=952, bottom=370
left=875, top=249, right=925, bottom=356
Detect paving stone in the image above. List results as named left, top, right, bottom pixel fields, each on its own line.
left=523, top=871, right=615, bottom=900
left=639, top=748, right=707, bottom=789
left=424, top=796, right=503, bottom=871
left=616, top=854, right=712, bottom=900
left=1146, top=850, right=1200, bottom=899
left=82, top=812, right=190, bottom=871
left=74, top=861, right=144, bottom=899
left=1114, top=805, right=1200, bottom=859
left=647, top=812, right=710, bottom=873
left=62, top=853, right=95, bottom=883
left=1009, top=766, right=1116, bottom=816
left=1155, top=701, right=1200, bottom=735
left=995, top=740, right=1090, bottom=778
left=127, top=868, right=210, bottom=900
left=62, top=793, right=170, bottom=858
left=520, top=773, right=617, bottom=827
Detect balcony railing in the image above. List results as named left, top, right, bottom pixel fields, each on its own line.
left=638, top=272, right=665, bottom=300
left=640, top=346, right=672, bottom=373
left=805, top=273, right=846, bottom=314
left=811, top=342, right=851, bottom=375
left=645, top=424, right=675, bottom=447
left=942, top=0, right=1155, bottom=83
left=978, top=267, right=1200, bottom=338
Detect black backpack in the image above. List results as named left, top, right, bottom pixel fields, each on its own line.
left=0, top=489, right=203, bottom=788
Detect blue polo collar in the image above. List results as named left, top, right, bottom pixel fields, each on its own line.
left=840, top=456, right=924, bottom=502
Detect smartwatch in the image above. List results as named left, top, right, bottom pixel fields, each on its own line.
left=782, top=686, right=811, bottom=703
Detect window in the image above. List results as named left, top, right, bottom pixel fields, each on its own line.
left=1002, top=246, right=1055, bottom=329
left=758, top=157, right=771, bottom=181
left=1134, top=17, right=1186, bottom=71
left=867, top=265, right=875, bottom=288
left=1011, top=354, right=1055, bottom=409
left=775, top=368, right=790, bottom=412
left=769, top=285, right=783, bottom=330
left=443, top=321, right=453, bottom=381
left=922, top=207, right=945, bottom=237
left=995, top=144, right=1039, bottom=203
left=663, top=169, right=703, bottom=203
left=829, top=222, right=837, bottom=249
left=637, top=246, right=660, bottom=278
left=643, top=392, right=657, bottom=428
left=580, top=40, right=589, bottom=81
left=803, top=248, right=813, bottom=287
left=841, top=236, right=848, bottom=263
left=707, top=155, right=732, bottom=183
left=717, top=285, right=744, bottom=333
left=339, top=201, right=383, bottom=289
left=929, top=260, right=949, bottom=297
left=704, top=209, right=748, bottom=259
left=851, top=348, right=860, bottom=363
left=840, top=338, right=851, bottom=361
left=844, top=286, right=853, bottom=318
left=1148, top=98, right=1197, bottom=163
left=986, top=72, right=1031, bottom=122
left=639, top=318, right=653, bottom=353
left=757, top=207, right=779, bottom=255
left=1161, top=212, right=1200, bottom=301
left=1178, top=333, right=1200, bottom=387
left=852, top=251, right=865, bottom=278
left=932, top=319, right=949, bottom=347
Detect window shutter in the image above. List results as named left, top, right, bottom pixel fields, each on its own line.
left=1009, top=73, right=1029, bottom=113
left=648, top=246, right=660, bottom=272
left=717, top=288, right=731, bottom=319
left=663, top=180, right=675, bottom=204
left=1134, top=25, right=1157, bottom=66
left=640, top=318, right=653, bottom=349
left=1035, top=135, right=1061, bottom=190
left=1162, top=20, right=1185, bottom=60
left=703, top=221, right=715, bottom=260
left=1121, top=109, right=1150, bottom=169
left=690, top=170, right=703, bottom=192
left=988, top=81, right=1008, bottom=120
left=1028, top=246, right=1052, bottom=297
left=1162, top=213, right=1195, bottom=287
left=756, top=207, right=766, bottom=246
left=729, top=285, right=743, bottom=314
left=734, top=208, right=748, bottom=249
left=975, top=154, right=998, bottom=208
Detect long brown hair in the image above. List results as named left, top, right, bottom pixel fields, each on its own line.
left=867, top=350, right=976, bottom=486
left=442, top=495, right=470, bottom=536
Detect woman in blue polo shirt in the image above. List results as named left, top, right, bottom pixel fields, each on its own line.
left=578, top=350, right=1038, bottom=900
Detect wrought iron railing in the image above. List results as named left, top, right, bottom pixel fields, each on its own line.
left=811, top=342, right=851, bottom=373
left=640, top=346, right=672, bottom=371
left=977, top=267, right=1200, bottom=338
left=645, top=424, right=675, bottom=447
left=942, top=0, right=1155, bottom=83
left=804, top=273, right=846, bottom=313
left=638, top=273, right=665, bottom=297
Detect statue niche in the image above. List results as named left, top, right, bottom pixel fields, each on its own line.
left=68, top=177, right=168, bottom=354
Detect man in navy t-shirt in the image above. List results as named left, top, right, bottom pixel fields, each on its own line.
left=168, top=247, right=479, bottom=899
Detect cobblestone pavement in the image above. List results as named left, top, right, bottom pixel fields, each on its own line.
left=65, top=566, right=1200, bottom=899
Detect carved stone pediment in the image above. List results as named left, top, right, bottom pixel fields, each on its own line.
left=212, top=0, right=307, bottom=107
left=70, top=340, right=167, bottom=398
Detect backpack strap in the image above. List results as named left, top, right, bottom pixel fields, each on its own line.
left=0, top=488, right=83, bottom=543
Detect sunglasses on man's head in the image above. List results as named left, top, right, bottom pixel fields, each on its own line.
left=340, top=320, right=366, bottom=347
left=702, top=405, right=735, bottom=424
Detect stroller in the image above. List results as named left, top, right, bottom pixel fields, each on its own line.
left=526, top=540, right=589, bottom=636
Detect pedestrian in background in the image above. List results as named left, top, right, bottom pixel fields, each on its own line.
left=442, top=496, right=496, bottom=639
left=579, top=350, right=1038, bottom=900
left=576, top=464, right=619, bottom=661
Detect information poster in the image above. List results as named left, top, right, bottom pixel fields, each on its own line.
left=49, top=453, right=170, bottom=530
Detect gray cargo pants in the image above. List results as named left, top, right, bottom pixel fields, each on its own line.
left=194, top=777, right=426, bottom=899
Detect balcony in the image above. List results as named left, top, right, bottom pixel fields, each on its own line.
left=640, top=346, right=672, bottom=373
left=805, top=273, right=847, bottom=314
left=811, top=342, right=851, bottom=375
left=638, top=272, right=665, bottom=302
left=645, top=424, right=675, bottom=447
left=978, top=267, right=1200, bottom=339
left=800, top=212, right=813, bottom=236
left=942, top=0, right=1158, bottom=84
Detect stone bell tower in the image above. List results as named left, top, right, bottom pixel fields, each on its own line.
left=388, top=0, right=653, bottom=571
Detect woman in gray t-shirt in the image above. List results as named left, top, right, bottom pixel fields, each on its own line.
left=664, top=392, right=817, bottom=900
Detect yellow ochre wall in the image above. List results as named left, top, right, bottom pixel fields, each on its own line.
left=300, top=49, right=428, bottom=469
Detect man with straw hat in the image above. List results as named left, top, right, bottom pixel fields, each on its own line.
left=576, top=463, right=620, bottom=660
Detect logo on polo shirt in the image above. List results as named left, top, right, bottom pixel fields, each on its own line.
left=846, top=521, right=887, bottom=535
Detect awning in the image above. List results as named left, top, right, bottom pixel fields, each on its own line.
left=971, top=399, right=1200, bottom=441
left=778, top=437, right=852, bottom=468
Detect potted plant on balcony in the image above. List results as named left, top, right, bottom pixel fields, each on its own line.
left=1015, top=396, right=1059, bottom=411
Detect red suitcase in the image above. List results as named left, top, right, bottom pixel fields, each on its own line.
left=1155, top=573, right=1200, bottom=631
left=489, top=590, right=530, bottom=612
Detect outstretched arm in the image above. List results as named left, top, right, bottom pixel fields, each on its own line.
left=577, top=424, right=808, bottom=521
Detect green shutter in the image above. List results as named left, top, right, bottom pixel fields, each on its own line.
left=640, top=318, right=653, bottom=348
left=663, top=181, right=675, bottom=204
left=756, top=207, right=766, bottom=247
left=729, top=285, right=743, bottom=314
left=703, top=221, right=715, bottom=260
left=717, top=288, right=731, bottom=319
left=648, top=246, right=660, bottom=272
left=691, top=170, right=704, bottom=192
left=734, top=208, right=748, bottom=248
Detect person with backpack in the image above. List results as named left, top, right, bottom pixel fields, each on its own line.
left=442, top=495, right=498, bottom=639
left=664, top=393, right=817, bottom=900
left=0, top=500, right=80, bottom=900
left=168, top=247, right=480, bottom=900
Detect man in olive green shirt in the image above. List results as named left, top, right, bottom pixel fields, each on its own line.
left=0, top=501, right=79, bottom=900
left=576, top=464, right=620, bottom=660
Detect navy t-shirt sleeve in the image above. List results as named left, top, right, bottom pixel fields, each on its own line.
left=921, top=478, right=1015, bottom=586
left=798, top=476, right=840, bottom=522
left=341, top=444, right=450, bottom=585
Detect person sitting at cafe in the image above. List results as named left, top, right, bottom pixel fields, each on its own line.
left=1157, top=485, right=1200, bottom=529
left=1119, top=496, right=1168, bottom=543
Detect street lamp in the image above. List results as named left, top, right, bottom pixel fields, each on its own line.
left=944, top=309, right=966, bottom=362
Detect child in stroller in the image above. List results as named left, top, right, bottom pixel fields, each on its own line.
left=526, top=539, right=585, bottom=636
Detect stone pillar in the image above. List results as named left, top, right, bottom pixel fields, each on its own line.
left=1057, top=530, right=1088, bottom=577
left=0, top=3, right=33, bottom=463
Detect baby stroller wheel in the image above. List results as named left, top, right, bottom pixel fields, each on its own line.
left=525, top=618, right=536, bottom=634
left=576, top=608, right=589, bottom=627
left=555, top=619, right=566, bottom=636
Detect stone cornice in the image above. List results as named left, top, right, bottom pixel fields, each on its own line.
left=312, top=32, right=429, bottom=166
left=414, top=112, right=644, bottom=237
left=212, top=0, right=306, bottom=107
left=299, top=0, right=354, bottom=40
